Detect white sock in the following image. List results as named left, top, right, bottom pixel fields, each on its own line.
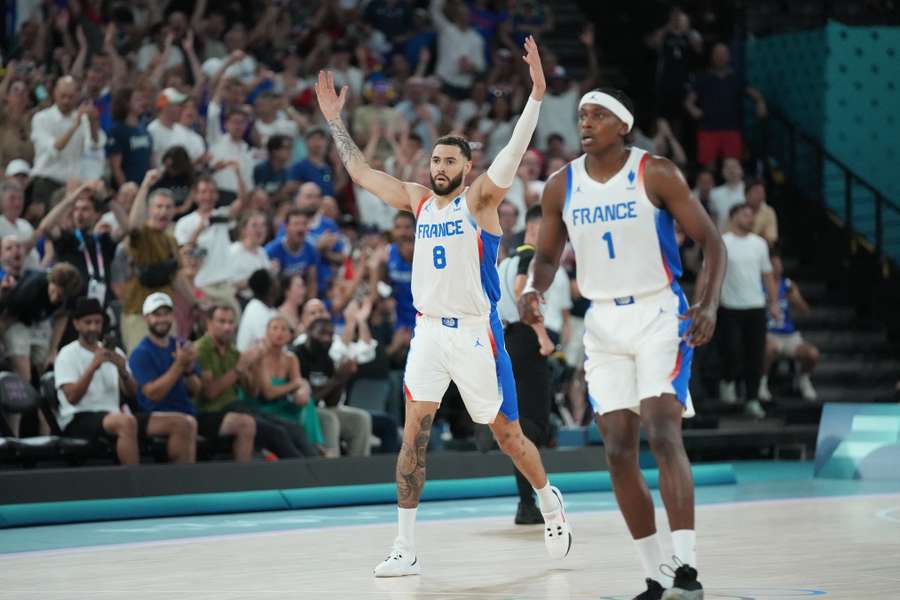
left=634, top=533, right=671, bottom=587
left=760, top=374, right=769, bottom=387
left=671, top=529, right=697, bottom=568
left=535, top=483, right=560, bottom=514
left=397, top=507, right=417, bottom=549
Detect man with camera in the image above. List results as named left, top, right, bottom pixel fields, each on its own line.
left=55, top=297, right=198, bottom=464
left=174, top=172, right=245, bottom=316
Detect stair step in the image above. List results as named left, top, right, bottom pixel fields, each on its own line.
left=811, top=358, right=900, bottom=385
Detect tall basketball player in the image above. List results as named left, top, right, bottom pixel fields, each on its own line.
left=315, top=36, right=573, bottom=577
left=520, top=89, right=726, bottom=600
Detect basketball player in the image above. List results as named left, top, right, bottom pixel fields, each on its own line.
left=315, top=36, right=572, bottom=578
left=519, top=89, right=726, bottom=600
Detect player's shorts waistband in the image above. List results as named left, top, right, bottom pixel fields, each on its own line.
left=588, top=285, right=679, bottom=308
left=416, top=313, right=489, bottom=328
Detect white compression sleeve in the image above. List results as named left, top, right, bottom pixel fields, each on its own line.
left=486, top=96, right=542, bottom=189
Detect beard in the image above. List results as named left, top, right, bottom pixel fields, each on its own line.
left=80, top=331, right=100, bottom=345
left=430, top=171, right=464, bottom=196
left=149, top=321, right=173, bottom=338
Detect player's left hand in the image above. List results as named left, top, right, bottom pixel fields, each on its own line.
left=522, top=35, right=545, bottom=101
left=679, top=303, right=716, bottom=347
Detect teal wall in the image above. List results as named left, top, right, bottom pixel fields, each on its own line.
left=746, top=23, right=900, bottom=258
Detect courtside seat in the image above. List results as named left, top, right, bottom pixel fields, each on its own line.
left=38, top=372, right=114, bottom=464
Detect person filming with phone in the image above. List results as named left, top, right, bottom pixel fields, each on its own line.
left=55, top=297, right=199, bottom=465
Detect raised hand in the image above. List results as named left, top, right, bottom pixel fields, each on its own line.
left=522, top=35, right=545, bottom=100
left=314, top=70, right=348, bottom=123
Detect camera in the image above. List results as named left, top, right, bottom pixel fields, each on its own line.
left=208, top=214, right=230, bottom=225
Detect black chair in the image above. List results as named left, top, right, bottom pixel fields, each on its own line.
left=0, top=372, right=60, bottom=467
left=38, top=372, right=115, bottom=463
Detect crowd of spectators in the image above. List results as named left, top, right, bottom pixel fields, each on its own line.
left=0, top=0, right=820, bottom=466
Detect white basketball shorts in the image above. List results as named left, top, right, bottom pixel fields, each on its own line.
left=403, top=312, right=518, bottom=424
left=583, top=285, right=695, bottom=417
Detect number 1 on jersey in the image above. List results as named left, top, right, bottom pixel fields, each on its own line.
left=433, top=245, right=447, bottom=269
left=602, top=231, right=616, bottom=259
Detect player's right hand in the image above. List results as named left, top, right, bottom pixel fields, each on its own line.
left=517, top=291, right=544, bottom=326
left=315, top=70, right=348, bottom=122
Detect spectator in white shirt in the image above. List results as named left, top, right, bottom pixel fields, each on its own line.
left=709, top=158, right=745, bottom=232
left=30, top=76, right=106, bottom=207
left=147, top=88, right=206, bottom=164
left=718, top=203, right=782, bottom=419
left=174, top=175, right=245, bottom=316
left=237, top=268, right=279, bottom=352
left=534, top=28, right=599, bottom=154
left=430, top=0, right=485, bottom=99
left=0, top=181, right=39, bottom=270
left=252, top=92, right=300, bottom=148
left=229, top=211, right=272, bottom=299
left=54, top=297, right=197, bottom=464
left=208, top=107, right=255, bottom=205
left=200, top=28, right=258, bottom=85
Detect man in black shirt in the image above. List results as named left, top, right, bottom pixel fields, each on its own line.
left=38, top=181, right=128, bottom=309
left=497, top=204, right=555, bottom=524
left=685, top=43, right=767, bottom=167
left=0, top=262, right=82, bottom=433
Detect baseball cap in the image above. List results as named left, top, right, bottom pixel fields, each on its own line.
left=156, top=88, right=188, bottom=109
left=142, top=292, right=174, bottom=316
left=5, top=159, right=31, bottom=177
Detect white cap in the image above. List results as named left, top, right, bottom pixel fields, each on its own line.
left=5, top=159, right=31, bottom=177
left=157, top=87, right=188, bottom=109
left=142, top=292, right=174, bottom=316
left=578, top=90, right=635, bottom=133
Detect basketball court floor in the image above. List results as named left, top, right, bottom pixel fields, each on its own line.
left=2, top=461, right=899, bottom=599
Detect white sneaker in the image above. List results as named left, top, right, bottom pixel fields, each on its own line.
left=745, top=399, right=766, bottom=419
left=719, top=381, right=737, bottom=404
left=758, top=376, right=772, bottom=401
left=542, top=486, right=573, bottom=559
left=797, top=374, right=817, bottom=401
left=373, top=541, right=420, bottom=577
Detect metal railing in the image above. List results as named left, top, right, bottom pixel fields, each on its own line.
left=762, top=110, right=900, bottom=267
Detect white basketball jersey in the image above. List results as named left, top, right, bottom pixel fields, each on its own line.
left=411, top=191, right=502, bottom=319
left=562, top=148, right=683, bottom=301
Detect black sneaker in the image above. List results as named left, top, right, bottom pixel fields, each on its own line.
left=632, top=578, right=664, bottom=600
left=514, top=501, right=544, bottom=525
left=661, top=564, right=703, bottom=600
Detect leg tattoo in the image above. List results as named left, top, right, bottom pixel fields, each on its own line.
left=396, top=414, right=433, bottom=508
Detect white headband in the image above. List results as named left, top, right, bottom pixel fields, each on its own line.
left=579, top=91, right=634, bottom=133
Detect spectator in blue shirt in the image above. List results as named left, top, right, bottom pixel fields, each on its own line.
left=288, top=127, right=335, bottom=196
left=265, top=208, right=319, bottom=297
left=386, top=213, right=415, bottom=330
left=253, top=134, right=293, bottom=197
left=277, top=183, right=346, bottom=294
left=128, top=292, right=257, bottom=462
left=107, top=87, right=153, bottom=187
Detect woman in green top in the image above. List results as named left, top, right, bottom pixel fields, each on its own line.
left=247, top=315, right=329, bottom=455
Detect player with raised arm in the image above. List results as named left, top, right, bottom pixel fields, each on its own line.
left=316, top=36, right=572, bottom=577
left=519, top=88, right=726, bottom=600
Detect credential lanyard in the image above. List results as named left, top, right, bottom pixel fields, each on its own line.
left=74, top=229, right=105, bottom=281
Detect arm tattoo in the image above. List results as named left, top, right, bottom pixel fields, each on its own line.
left=396, top=414, right=433, bottom=508
left=327, top=118, right=364, bottom=170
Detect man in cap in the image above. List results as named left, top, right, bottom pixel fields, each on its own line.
left=147, top=88, right=206, bottom=164
left=54, top=297, right=198, bottom=464
left=128, top=292, right=257, bottom=462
